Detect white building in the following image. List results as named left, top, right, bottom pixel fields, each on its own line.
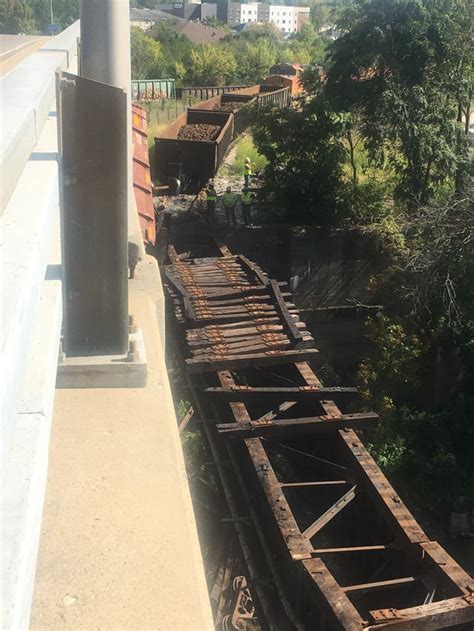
left=228, top=3, right=310, bottom=34
left=269, top=5, right=309, bottom=34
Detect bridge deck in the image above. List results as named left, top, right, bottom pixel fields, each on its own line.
left=30, top=257, right=213, bottom=631
left=164, top=244, right=474, bottom=630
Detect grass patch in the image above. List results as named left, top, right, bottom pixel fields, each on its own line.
left=230, top=135, right=267, bottom=176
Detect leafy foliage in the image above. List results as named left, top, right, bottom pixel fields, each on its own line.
left=359, top=313, right=474, bottom=511
left=188, top=43, right=237, bottom=86
left=0, top=0, right=80, bottom=33
left=0, top=0, right=36, bottom=33
left=131, top=26, right=162, bottom=79
left=253, top=97, right=351, bottom=224
left=358, top=186, right=474, bottom=513
left=325, top=0, right=473, bottom=205
left=228, top=135, right=267, bottom=176
left=132, top=21, right=327, bottom=86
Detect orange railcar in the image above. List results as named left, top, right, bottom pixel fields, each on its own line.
left=265, top=63, right=304, bottom=95
left=132, top=104, right=156, bottom=246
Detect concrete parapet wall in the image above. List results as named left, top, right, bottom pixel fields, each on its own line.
left=0, top=22, right=80, bottom=215
left=0, top=23, right=78, bottom=630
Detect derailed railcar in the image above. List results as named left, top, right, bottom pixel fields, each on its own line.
left=154, top=85, right=289, bottom=186
left=190, top=88, right=259, bottom=139
left=132, top=104, right=156, bottom=246
left=155, top=108, right=234, bottom=186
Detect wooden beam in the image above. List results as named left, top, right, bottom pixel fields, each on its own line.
left=302, top=558, right=366, bottom=631
left=167, top=244, right=180, bottom=264
left=204, top=386, right=358, bottom=402
left=178, top=405, right=194, bottom=434
left=186, top=348, right=320, bottom=373
left=366, top=595, right=474, bottom=630
left=200, top=282, right=288, bottom=300
left=237, top=254, right=269, bottom=287
left=338, top=430, right=429, bottom=545
left=419, top=541, right=474, bottom=595
left=269, top=279, right=303, bottom=343
left=217, top=370, right=313, bottom=562
left=302, top=485, right=357, bottom=540
left=216, top=413, right=379, bottom=438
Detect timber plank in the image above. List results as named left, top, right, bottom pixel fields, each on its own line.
left=204, top=386, right=358, bottom=402
left=186, top=348, right=319, bottom=373
left=366, top=595, right=474, bottom=630
left=302, top=558, right=366, bottom=631
left=339, top=430, right=428, bottom=545
left=269, top=279, right=303, bottom=343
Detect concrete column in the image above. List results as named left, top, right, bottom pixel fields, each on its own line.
left=80, top=0, right=132, bottom=95
left=79, top=0, right=144, bottom=257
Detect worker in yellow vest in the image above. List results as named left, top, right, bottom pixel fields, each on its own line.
left=241, top=187, right=255, bottom=227
left=222, top=186, right=237, bottom=226
left=205, top=180, right=217, bottom=220
left=244, top=157, right=252, bottom=187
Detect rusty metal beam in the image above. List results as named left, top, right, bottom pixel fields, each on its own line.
left=204, top=386, right=358, bottom=402
left=302, top=485, right=357, bottom=540
left=216, top=413, right=378, bottom=438
left=342, top=576, right=418, bottom=594
left=311, top=545, right=391, bottom=554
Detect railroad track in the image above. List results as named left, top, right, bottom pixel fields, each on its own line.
left=163, top=242, right=474, bottom=631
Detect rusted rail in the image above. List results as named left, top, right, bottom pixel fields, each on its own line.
left=164, top=244, right=474, bottom=630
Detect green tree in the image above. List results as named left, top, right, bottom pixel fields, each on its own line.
left=253, top=95, right=351, bottom=224
left=188, top=44, right=236, bottom=86
left=326, top=0, right=473, bottom=205
left=234, top=38, right=278, bottom=83
left=0, top=0, right=35, bottom=33
left=357, top=186, right=474, bottom=513
left=29, top=0, right=79, bottom=31
left=148, top=21, right=195, bottom=83
left=130, top=26, right=162, bottom=79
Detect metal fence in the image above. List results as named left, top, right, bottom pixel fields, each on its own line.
left=131, top=79, right=176, bottom=101
left=176, top=85, right=250, bottom=100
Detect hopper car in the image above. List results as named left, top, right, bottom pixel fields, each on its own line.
left=154, top=84, right=290, bottom=189
left=132, top=104, right=156, bottom=246
left=265, top=62, right=304, bottom=95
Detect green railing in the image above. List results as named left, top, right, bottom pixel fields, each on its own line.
left=131, top=79, right=176, bottom=101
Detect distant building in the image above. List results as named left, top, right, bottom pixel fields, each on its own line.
left=228, top=3, right=310, bottom=34
left=201, top=2, right=218, bottom=21
left=130, top=7, right=228, bottom=44
left=130, top=8, right=180, bottom=30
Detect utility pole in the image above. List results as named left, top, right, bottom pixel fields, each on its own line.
left=50, top=0, right=53, bottom=25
